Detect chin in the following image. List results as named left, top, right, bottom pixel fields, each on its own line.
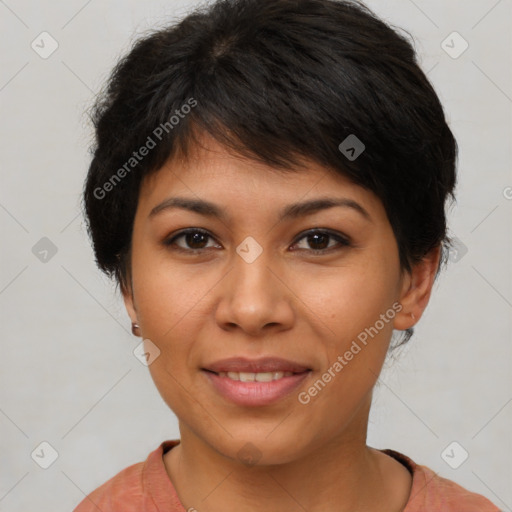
left=203, top=425, right=313, bottom=467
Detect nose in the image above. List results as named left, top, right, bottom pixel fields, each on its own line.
left=214, top=246, right=295, bottom=337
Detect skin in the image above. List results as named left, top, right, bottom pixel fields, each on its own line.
left=122, top=134, right=441, bottom=512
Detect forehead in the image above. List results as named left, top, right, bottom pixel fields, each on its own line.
left=139, top=135, right=371, bottom=206
left=133, top=146, right=392, bottom=242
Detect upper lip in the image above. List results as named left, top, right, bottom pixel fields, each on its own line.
left=203, top=357, right=311, bottom=374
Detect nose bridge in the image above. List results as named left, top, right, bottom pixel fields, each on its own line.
left=215, top=235, right=294, bottom=334
left=232, top=235, right=275, bottom=304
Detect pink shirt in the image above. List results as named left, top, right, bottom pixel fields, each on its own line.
left=73, top=440, right=500, bottom=511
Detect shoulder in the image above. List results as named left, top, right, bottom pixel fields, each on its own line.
left=73, top=440, right=181, bottom=512
left=413, top=464, right=501, bottom=512
left=381, top=449, right=501, bottom=512
left=72, top=460, right=145, bottom=511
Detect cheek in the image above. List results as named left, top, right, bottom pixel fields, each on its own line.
left=294, top=270, right=396, bottom=427
left=130, top=252, right=223, bottom=406
left=132, top=246, right=213, bottom=339
left=297, top=262, right=399, bottom=407
left=301, top=259, right=397, bottom=340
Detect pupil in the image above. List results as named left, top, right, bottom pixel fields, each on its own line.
left=188, top=232, right=207, bottom=249
left=310, top=233, right=328, bottom=249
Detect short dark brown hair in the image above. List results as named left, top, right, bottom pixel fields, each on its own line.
left=82, top=0, right=458, bottom=347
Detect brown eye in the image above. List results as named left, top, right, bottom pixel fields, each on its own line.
left=163, top=228, right=350, bottom=255
left=164, top=228, right=219, bottom=252
left=292, top=229, right=351, bottom=253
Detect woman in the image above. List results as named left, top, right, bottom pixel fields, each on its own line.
left=75, top=0, right=500, bottom=510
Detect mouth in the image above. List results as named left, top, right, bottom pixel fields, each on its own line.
left=201, top=357, right=312, bottom=406
left=211, top=370, right=298, bottom=382
left=202, top=356, right=311, bottom=374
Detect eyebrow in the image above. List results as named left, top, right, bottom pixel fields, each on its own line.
left=149, top=196, right=372, bottom=222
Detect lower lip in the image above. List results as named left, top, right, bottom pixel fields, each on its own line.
left=203, top=370, right=311, bottom=407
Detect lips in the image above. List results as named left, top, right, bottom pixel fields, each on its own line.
left=202, top=357, right=312, bottom=406
left=203, top=357, right=311, bottom=374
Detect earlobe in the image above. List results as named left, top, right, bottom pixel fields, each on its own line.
left=121, top=282, right=139, bottom=329
left=393, top=245, right=441, bottom=330
left=122, top=288, right=142, bottom=337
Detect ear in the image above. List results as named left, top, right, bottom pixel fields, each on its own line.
left=121, top=280, right=138, bottom=326
left=393, top=245, right=442, bottom=330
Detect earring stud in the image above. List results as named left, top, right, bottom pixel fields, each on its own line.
left=131, top=322, right=141, bottom=336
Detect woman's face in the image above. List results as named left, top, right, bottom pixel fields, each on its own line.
left=123, top=136, right=419, bottom=464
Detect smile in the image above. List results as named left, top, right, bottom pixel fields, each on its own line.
left=203, top=369, right=311, bottom=407
left=217, top=371, right=295, bottom=382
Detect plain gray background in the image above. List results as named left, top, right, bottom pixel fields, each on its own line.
left=1, top=0, right=511, bottom=510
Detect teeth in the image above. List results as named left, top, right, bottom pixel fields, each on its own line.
left=218, top=371, right=294, bottom=381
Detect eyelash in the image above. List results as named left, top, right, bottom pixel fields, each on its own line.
left=163, top=228, right=351, bottom=255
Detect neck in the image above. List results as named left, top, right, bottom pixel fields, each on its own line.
left=164, top=400, right=411, bottom=512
